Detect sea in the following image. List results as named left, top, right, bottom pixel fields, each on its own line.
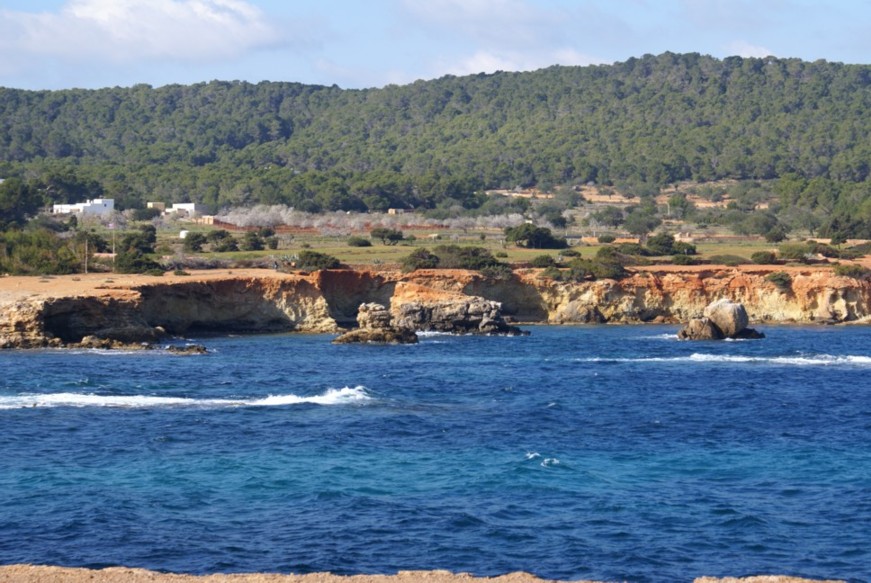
left=1, top=325, right=869, bottom=583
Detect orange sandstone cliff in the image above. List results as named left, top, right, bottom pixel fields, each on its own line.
left=1, top=265, right=870, bottom=348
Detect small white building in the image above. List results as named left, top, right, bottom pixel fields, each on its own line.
left=167, top=203, right=205, bottom=217
left=52, top=198, right=115, bottom=216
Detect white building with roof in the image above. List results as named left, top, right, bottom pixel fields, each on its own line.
left=52, top=198, right=114, bottom=216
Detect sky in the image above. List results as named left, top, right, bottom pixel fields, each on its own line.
left=0, top=0, right=868, bottom=91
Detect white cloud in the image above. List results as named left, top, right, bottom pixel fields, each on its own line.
left=0, top=0, right=287, bottom=66
left=728, top=40, right=774, bottom=58
left=441, top=48, right=603, bottom=77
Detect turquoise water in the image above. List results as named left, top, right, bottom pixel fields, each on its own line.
left=1, top=326, right=869, bottom=582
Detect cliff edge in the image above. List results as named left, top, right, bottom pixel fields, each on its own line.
left=2, top=264, right=870, bottom=348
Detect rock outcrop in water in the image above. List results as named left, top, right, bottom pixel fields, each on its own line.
left=333, top=302, right=418, bottom=344
left=678, top=299, right=765, bottom=340
left=2, top=263, right=871, bottom=349
left=390, top=281, right=528, bottom=336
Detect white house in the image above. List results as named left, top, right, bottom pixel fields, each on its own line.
left=167, top=202, right=205, bottom=217
left=52, top=198, right=114, bottom=216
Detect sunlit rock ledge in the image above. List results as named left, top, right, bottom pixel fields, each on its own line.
left=1, top=264, right=870, bottom=349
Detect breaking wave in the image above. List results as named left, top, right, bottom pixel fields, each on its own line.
left=0, top=386, right=372, bottom=410
left=580, top=354, right=871, bottom=366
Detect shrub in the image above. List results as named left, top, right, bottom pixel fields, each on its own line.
left=240, top=231, right=265, bottom=251
left=401, top=248, right=439, bottom=272
left=645, top=232, right=676, bottom=255
left=597, top=234, right=616, bottom=244
left=347, top=236, right=372, bottom=247
left=566, top=257, right=627, bottom=281
left=530, top=255, right=557, bottom=268
left=296, top=250, right=341, bottom=270
left=115, top=250, right=162, bottom=274
left=597, top=245, right=648, bottom=266
left=560, top=248, right=580, bottom=257
left=615, top=243, right=649, bottom=256
left=671, top=254, right=700, bottom=265
left=540, top=266, right=564, bottom=280
left=808, top=242, right=839, bottom=258
left=432, top=245, right=503, bottom=270
left=183, top=232, right=207, bottom=253
left=708, top=254, right=748, bottom=267
left=766, top=271, right=793, bottom=291
left=832, top=264, right=871, bottom=279
left=480, top=264, right=514, bottom=280
left=212, top=237, right=239, bottom=252
left=778, top=242, right=813, bottom=262
left=672, top=241, right=697, bottom=255
left=751, top=251, right=777, bottom=264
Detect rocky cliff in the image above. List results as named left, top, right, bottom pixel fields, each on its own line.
left=2, top=265, right=871, bottom=348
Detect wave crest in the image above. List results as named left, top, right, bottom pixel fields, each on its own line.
left=0, top=386, right=372, bottom=410
left=580, top=354, right=871, bottom=366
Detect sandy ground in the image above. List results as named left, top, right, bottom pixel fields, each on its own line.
left=0, top=261, right=843, bottom=304
left=0, top=269, right=291, bottom=303
left=0, top=566, right=847, bottom=583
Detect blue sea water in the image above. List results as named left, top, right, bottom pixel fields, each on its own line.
left=1, top=325, right=870, bottom=583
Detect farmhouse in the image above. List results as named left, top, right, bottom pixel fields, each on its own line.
left=167, top=203, right=205, bottom=217
left=52, top=198, right=114, bottom=216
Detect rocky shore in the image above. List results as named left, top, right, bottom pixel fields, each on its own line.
left=0, top=565, right=847, bottom=583
left=2, top=263, right=871, bottom=349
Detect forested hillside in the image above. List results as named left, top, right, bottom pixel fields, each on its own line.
left=1, top=52, right=870, bottom=219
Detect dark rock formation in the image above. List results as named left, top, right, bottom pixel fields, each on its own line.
left=393, top=297, right=528, bottom=336
left=678, top=299, right=765, bottom=340
left=677, top=317, right=724, bottom=340
left=166, top=343, right=209, bottom=355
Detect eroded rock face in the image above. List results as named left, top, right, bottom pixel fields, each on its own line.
left=356, top=302, right=393, bottom=330
left=332, top=302, right=418, bottom=344
left=393, top=296, right=527, bottom=335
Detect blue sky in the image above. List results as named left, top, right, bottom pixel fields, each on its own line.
left=0, top=0, right=868, bottom=90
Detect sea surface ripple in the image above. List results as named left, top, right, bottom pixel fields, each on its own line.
left=1, top=325, right=869, bottom=583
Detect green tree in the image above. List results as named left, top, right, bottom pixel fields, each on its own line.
left=504, top=224, right=568, bottom=249
left=183, top=232, right=207, bottom=252
left=370, top=227, right=404, bottom=245
left=240, top=231, right=265, bottom=251
left=623, top=208, right=661, bottom=241
left=0, top=178, right=42, bottom=229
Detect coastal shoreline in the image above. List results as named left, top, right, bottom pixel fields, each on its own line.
left=2, top=264, right=871, bottom=350
left=0, top=565, right=848, bottom=583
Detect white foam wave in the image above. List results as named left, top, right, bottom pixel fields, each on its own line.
left=0, top=386, right=372, bottom=410
left=579, top=354, right=871, bottom=366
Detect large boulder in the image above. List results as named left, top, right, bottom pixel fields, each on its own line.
left=676, top=317, right=724, bottom=340
left=678, top=299, right=764, bottom=340
left=703, top=299, right=749, bottom=338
